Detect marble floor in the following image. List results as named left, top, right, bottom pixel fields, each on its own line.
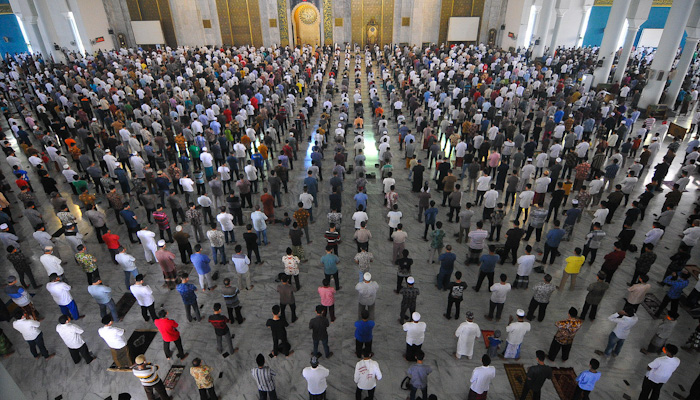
left=1, top=62, right=700, bottom=400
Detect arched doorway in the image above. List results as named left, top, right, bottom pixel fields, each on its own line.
left=291, top=3, right=321, bottom=47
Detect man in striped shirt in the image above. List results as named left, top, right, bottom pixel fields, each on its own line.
left=132, top=354, right=172, bottom=400
left=252, top=353, right=278, bottom=399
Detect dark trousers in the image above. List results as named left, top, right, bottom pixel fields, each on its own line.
left=143, top=380, right=170, bottom=400
left=199, top=387, right=218, bottom=400
left=312, top=338, right=330, bottom=357
left=400, top=302, right=416, bottom=324
left=405, top=343, right=422, bottom=361
left=409, top=385, right=428, bottom=400
left=638, top=376, right=663, bottom=400
left=227, top=305, right=244, bottom=324
left=27, top=332, right=50, bottom=358
left=520, top=382, right=542, bottom=400
left=542, top=243, right=559, bottom=264
left=68, top=343, right=93, bottom=364
left=247, top=246, right=262, bottom=263
left=527, top=298, right=548, bottom=321
left=582, top=245, right=598, bottom=264
left=16, top=268, right=39, bottom=288
left=355, top=339, right=372, bottom=358
left=580, top=301, right=598, bottom=320
left=548, top=338, right=572, bottom=361
left=501, top=244, right=519, bottom=264
left=141, top=304, right=157, bottom=321
left=259, top=390, right=278, bottom=400
left=355, top=387, right=375, bottom=400
left=324, top=272, right=340, bottom=290
left=85, top=270, right=101, bottom=285
left=280, top=303, right=297, bottom=322
left=178, top=242, right=193, bottom=263
left=489, top=224, right=502, bottom=241
left=474, top=270, right=494, bottom=292
left=446, top=297, right=462, bottom=319
left=571, top=386, right=590, bottom=400
left=164, top=337, right=185, bottom=359
left=524, top=226, right=543, bottom=241
left=323, top=304, right=335, bottom=322
left=487, top=300, right=505, bottom=319
left=309, top=392, right=326, bottom=400
left=655, top=295, right=680, bottom=317
left=159, top=227, right=173, bottom=242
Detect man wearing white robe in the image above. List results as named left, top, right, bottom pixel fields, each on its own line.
left=455, top=311, right=481, bottom=359
left=136, top=227, right=157, bottom=263
left=503, top=309, right=531, bottom=359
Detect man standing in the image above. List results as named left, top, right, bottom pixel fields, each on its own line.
left=406, top=350, right=432, bottom=400
left=445, top=271, right=468, bottom=319
left=559, top=247, right=586, bottom=290
left=191, top=244, right=216, bottom=291
left=399, top=277, right=420, bottom=324
left=277, top=275, right=297, bottom=323
left=252, top=353, right=278, bottom=399
left=154, top=310, right=189, bottom=361
left=232, top=245, right=253, bottom=290
left=485, top=274, right=511, bottom=321
left=309, top=305, right=333, bottom=359
left=266, top=305, right=292, bottom=357
left=130, top=274, right=157, bottom=322
left=354, top=350, right=382, bottom=400
left=356, top=272, right=379, bottom=320
left=322, top=245, right=341, bottom=290
left=580, top=272, right=610, bottom=321
left=13, top=311, right=54, bottom=360
left=206, top=224, right=227, bottom=266
left=526, top=274, right=556, bottom=321
left=222, top=278, right=245, bottom=324
left=87, top=280, right=119, bottom=322
left=638, top=344, right=680, bottom=400
left=603, top=306, right=638, bottom=356
left=403, top=312, right=426, bottom=362
left=455, top=311, right=481, bottom=360
left=46, top=274, right=81, bottom=320
left=437, top=245, right=457, bottom=290
left=176, top=273, right=202, bottom=322
left=208, top=303, right=236, bottom=355
left=519, top=350, right=552, bottom=400
left=190, top=358, right=218, bottom=400
left=503, top=310, right=531, bottom=359
left=132, top=354, right=172, bottom=400
left=98, top=315, right=132, bottom=368
left=548, top=308, right=582, bottom=362
left=468, top=355, right=496, bottom=399
left=56, top=315, right=94, bottom=364
left=654, top=271, right=690, bottom=318
left=303, top=356, right=330, bottom=400
left=473, top=245, right=500, bottom=292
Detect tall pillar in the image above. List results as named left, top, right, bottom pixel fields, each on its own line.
left=576, top=3, right=592, bottom=46
left=549, top=8, right=567, bottom=53
left=612, top=0, right=652, bottom=84
left=638, top=0, right=695, bottom=109
left=532, top=0, right=554, bottom=59
left=592, top=0, right=632, bottom=86
left=664, top=0, right=700, bottom=108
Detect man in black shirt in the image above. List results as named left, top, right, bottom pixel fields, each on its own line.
left=267, top=305, right=292, bottom=357
left=605, top=185, right=624, bottom=224
left=444, top=271, right=468, bottom=319
left=208, top=303, right=236, bottom=355
left=501, top=221, right=525, bottom=265
left=309, top=305, right=332, bottom=358
left=637, top=185, right=655, bottom=221
left=546, top=182, right=566, bottom=222
left=243, top=224, right=263, bottom=264
left=520, top=350, right=552, bottom=400
left=395, top=249, right=413, bottom=293
left=289, top=222, right=308, bottom=261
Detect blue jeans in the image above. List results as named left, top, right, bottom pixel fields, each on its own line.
left=312, top=338, right=330, bottom=357
left=212, top=246, right=227, bottom=264
left=306, top=207, right=314, bottom=222
left=272, top=191, right=282, bottom=206
left=59, top=300, right=80, bottom=320
left=604, top=331, right=625, bottom=356
left=99, top=299, right=119, bottom=321
left=256, top=229, right=269, bottom=245
left=124, top=269, right=139, bottom=288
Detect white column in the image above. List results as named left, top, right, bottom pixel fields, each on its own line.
left=664, top=0, right=700, bottom=108
left=612, top=25, right=640, bottom=84
left=576, top=4, right=592, bottom=46
left=592, top=0, right=632, bottom=86
left=549, top=8, right=567, bottom=52
left=638, top=0, right=695, bottom=109
left=532, top=0, right=554, bottom=58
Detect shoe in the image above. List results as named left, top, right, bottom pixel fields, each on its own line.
left=483, top=314, right=493, bottom=321
left=443, top=313, right=451, bottom=320
left=326, top=352, right=334, bottom=358
left=179, top=353, right=189, bottom=360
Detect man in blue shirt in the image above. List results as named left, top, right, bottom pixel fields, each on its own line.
left=474, top=245, right=500, bottom=292
left=354, top=309, right=374, bottom=358
left=87, top=280, right=119, bottom=322
left=573, top=358, right=601, bottom=400
left=654, top=271, right=690, bottom=318
left=303, top=171, right=319, bottom=206
left=437, top=245, right=457, bottom=290
left=542, top=220, right=566, bottom=266
left=321, top=246, right=340, bottom=290
left=176, top=273, right=201, bottom=322
left=354, top=190, right=368, bottom=210
left=423, top=201, right=438, bottom=240
left=190, top=244, right=215, bottom=291
left=119, top=203, right=140, bottom=243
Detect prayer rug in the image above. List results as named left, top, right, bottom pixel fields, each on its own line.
left=504, top=363, right=531, bottom=400
left=164, top=365, right=185, bottom=389
left=116, top=293, right=137, bottom=319
left=551, top=367, right=577, bottom=400
left=641, top=293, right=662, bottom=319
left=481, top=330, right=495, bottom=348
left=108, top=329, right=157, bottom=370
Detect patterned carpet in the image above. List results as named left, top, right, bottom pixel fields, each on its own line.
left=164, top=365, right=185, bottom=389
left=551, top=367, right=578, bottom=400
left=504, top=363, right=532, bottom=400
left=481, top=329, right=495, bottom=348
left=641, top=293, right=662, bottom=319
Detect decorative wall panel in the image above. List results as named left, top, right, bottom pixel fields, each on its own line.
left=277, top=0, right=289, bottom=46
left=125, top=0, right=176, bottom=47
left=323, top=0, right=333, bottom=44
left=215, top=0, right=264, bottom=47
left=350, top=0, right=394, bottom=46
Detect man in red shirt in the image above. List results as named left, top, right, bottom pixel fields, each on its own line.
left=101, top=229, right=122, bottom=264
left=154, top=310, right=188, bottom=360
left=600, top=242, right=626, bottom=284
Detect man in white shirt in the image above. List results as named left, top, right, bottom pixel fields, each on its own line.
left=302, top=357, right=330, bottom=398
left=46, top=274, right=81, bottom=320
left=644, top=223, right=665, bottom=246
left=515, top=246, right=536, bottom=289
left=455, top=311, right=481, bottom=359
left=517, top=184, right=535, bottom=221
left=354, top=351, right=382, bottom=398
left=503, top=309, right=531, bottom=359
left=469, top=354, right=496, bottom=398
left=639, top=344, right=680, bottom=400
left=56, top=315, right=94, bottom=364
left=130, top=274, right=158, bottom=321
left=603, top=306, right=638, bottom=356
left=403, top=312, right=427, bottom=362
left=98, top=315, right=133, bottom=368
left=115, top=247, right=139, bottom=289
left=681, top=219, right=700, bottom=251
left=137, top=226, right=158, bottom=263
left=13, top=312, right=54, bottom=359
left=231, top=245, right=253, bottom=290
left=475, top=172, right=492, bottom=206
left=251, top=206, right=269, bottom=245
left=40, top=246, right=65, bottom=280
left=352, top=207, right=369, bottom=230
left=217, top=209, right=236, bottom=243
left=200, top=148, right=215, bottom=178
left=486, top=274, right=511, bottom=321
